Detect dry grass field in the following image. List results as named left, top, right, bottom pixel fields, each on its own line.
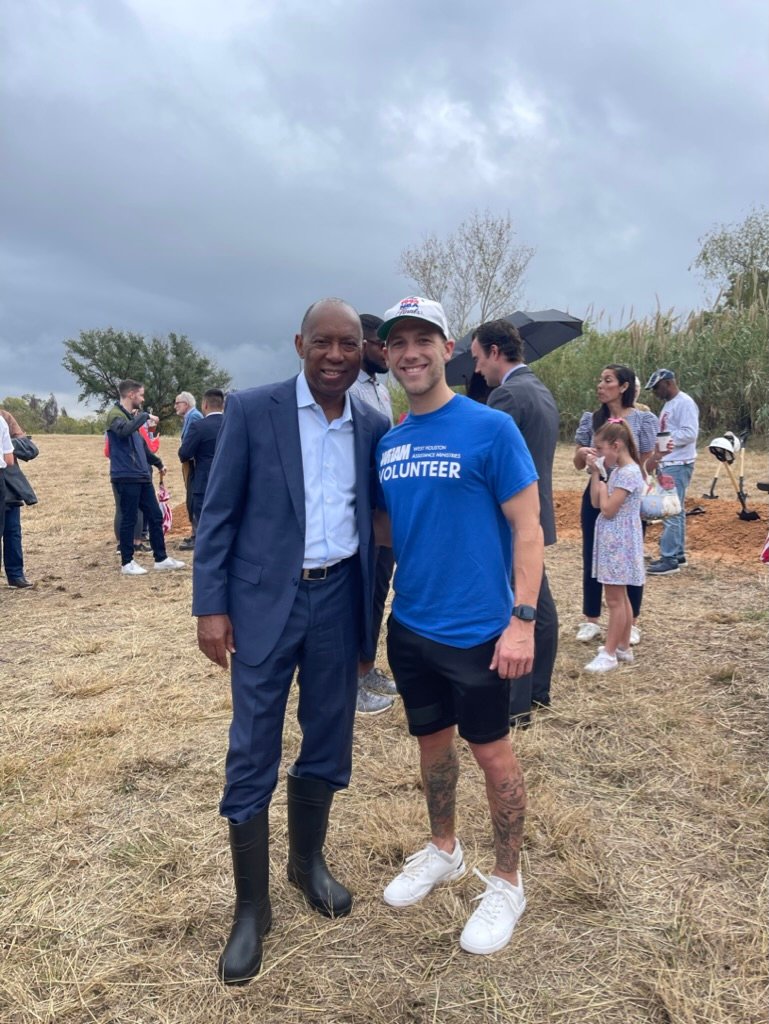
left=1, top=436, right=767, bottom=1024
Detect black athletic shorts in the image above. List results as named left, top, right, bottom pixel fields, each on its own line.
left=386, top=615, right=511, bottom=745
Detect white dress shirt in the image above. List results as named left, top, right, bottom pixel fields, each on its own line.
left=296, top=372, right=358, bottom=568
left=348, top=369, right=394, bottom=426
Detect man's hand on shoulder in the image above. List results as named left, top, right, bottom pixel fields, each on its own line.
left=197, top=614, right=236, bottom=669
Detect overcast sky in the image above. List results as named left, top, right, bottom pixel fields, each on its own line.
left=2, top=0, right=766, bottom=413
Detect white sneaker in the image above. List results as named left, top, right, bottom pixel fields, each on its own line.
left=599, top=645, right=634, bottom=664
left=153, top=557, right=186, bottom=571
left=576, top=622, right=602, bottom=642
left=383, top=840, right=466, bottom=908
left=584, top=650, right=618, bottom=673
left=629, top=625, right=641, bottom=646
left=121, top=560, right=147, bottom=576
left=459, top=868, right=526, bottom=955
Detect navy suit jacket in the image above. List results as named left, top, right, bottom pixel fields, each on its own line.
left=177, top=412, right=223, bottom=495
left=487, top=365, right=560, bottom=546
left=191, top=378, right=390, bottom=666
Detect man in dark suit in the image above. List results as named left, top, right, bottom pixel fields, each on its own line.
left=177, top=388, right=225, bottom=546
left=471, top=319, right=560, bottom=720
left=193, top=298, right=390, bottom=985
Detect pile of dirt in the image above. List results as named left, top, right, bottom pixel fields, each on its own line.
left=168, top=502, right=192, bottom=537
left=554, top=490, right=767, bottom=568
left=173, top=494, right=767, bottom=567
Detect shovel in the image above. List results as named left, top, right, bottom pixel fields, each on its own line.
left=722, top=459, right=761, bottom=521
left=702, top=463, right=721, bottom=499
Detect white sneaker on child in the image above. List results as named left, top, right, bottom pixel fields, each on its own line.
left=585, top=649, right=618, bottom=673
left=599, top=645, right=634, bottom=664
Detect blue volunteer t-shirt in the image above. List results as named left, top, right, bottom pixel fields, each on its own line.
left=377, top=394, right=538, bottom=648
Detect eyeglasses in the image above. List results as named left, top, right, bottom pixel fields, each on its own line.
left=365, top=338, right=386, bottom=349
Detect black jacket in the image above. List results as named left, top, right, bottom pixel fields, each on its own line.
left=177, top=412, right=223, bottom=496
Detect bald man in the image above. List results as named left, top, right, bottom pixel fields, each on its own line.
left=193, top=298, right=389, bottom=984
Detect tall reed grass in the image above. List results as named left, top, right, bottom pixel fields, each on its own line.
left=534, top=295, right=768, bottom=441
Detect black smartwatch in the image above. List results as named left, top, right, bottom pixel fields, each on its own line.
left=511, top=604, right=537, bottom=622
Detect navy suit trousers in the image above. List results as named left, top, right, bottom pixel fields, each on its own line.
left=221, top=558, right=361, bottom=824
left=509, top=569, right=559, bottom=715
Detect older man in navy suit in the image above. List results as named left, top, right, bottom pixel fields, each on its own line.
left=193, top=298, right=389, bottom=985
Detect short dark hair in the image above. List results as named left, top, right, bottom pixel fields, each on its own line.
left=118, top=378, right=143, bottom=398
left=300, top=297, right=360, bottom=337
left=203, top=388, right=225, bottom=410
left=360, top=313, right=384, bottom=337
left=472, top=320, right=524, bottom=363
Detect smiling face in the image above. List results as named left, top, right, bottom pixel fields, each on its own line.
left=385, top=319, right=454, bottom=410
left=294, top=302, right=362, bottom=416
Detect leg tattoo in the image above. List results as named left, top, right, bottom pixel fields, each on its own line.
left=487, top=763, right=526, bottom=874
left=422, top=743, right=459, bottom=841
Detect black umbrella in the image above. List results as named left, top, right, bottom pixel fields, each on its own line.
left=445, top=309, right=583, bottom=388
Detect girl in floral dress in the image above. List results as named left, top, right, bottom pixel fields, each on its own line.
left=584, top=419, right=645, bottom=673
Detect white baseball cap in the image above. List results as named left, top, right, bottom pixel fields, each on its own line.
left=377, top=296, right=450, bottom=341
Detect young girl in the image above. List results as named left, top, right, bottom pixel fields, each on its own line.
left=584, top=419, right=646, bottom=672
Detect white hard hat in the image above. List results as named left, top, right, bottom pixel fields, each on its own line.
left=708, top=436, right=736, bottom=463
left=723, top=430, right=741, bottom=454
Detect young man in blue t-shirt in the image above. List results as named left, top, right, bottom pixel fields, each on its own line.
left=374, top=296, right=544, bottom=956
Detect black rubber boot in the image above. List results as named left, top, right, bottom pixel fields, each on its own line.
left=218, top=808, right=272, bottom=986
left=286, top=772, right=352, bottom=918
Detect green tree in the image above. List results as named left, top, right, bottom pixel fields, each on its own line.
left=62, top=328, right=232, bottom=429
left=1, top=396, right=45, bottom=433
left=692, top=206, right=769, bottom=307
left=398, top=210, right=535, bottom=339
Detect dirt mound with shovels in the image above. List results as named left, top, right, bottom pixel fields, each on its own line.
left=554, top=491, right=767, bottom=569
left=173, top=492, right=766, bottom=569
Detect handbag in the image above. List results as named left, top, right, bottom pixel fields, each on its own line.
left=640, top=471, right=681, bottom=521
left=2, top=462, right=38, bottom=506
left=12, top=435, right=39, bottom=462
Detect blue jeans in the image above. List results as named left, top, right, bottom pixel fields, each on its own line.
left=2, top=504, right=24, bottom=580
left=659, top=462, right=694, bottom=561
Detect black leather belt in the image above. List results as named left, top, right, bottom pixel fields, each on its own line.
left=300, top=556, right=353, bottom=581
